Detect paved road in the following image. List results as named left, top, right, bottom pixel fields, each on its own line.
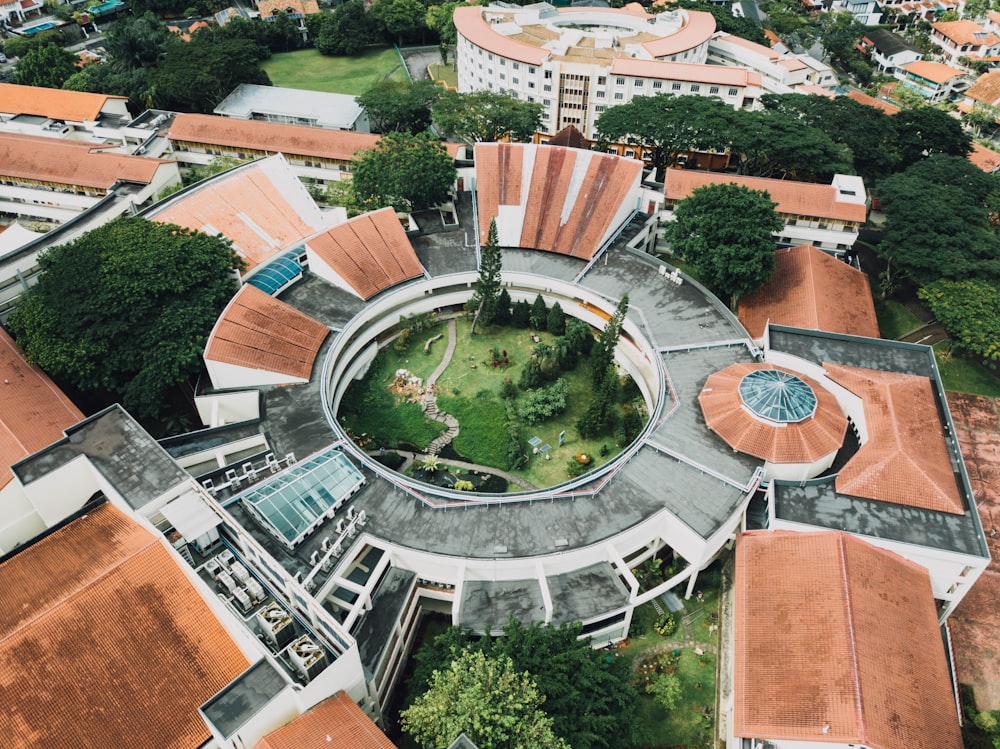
left=399, top=46, right=441, bottom=82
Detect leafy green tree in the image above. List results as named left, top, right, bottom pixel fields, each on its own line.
left=352, top=131, right=456, bottom=212
left=426, top=0, right=467, bottom=45
left=815, top=11, right=866, bottom=69
left=529, top=293, right=548, bottom=331
left=519, top=378, right=569, bottom=423
left=148, top=34, right=270, bottom=112
left=313, top=0, right=376, bottom=55
left=664, top=184, right=782, bottom=308
left=468, top=218, right=504, bottom=333
left=647, top=673, right=683, bottom=710
left=402, top=649, right=570, bottom=749
left=519, top=355, right=545, bottom=390
left=4, top=28, right=62, bottom=58
left=918, top=279, right=1000, bottom=364
left=7, top=217, right=242, bottom=419
left=371, top=0, right=427, bottom=44
left=892, top=107, right=972, bottom=171
left=546, top=301, right=566, bottom=336
left=554, top=335, right=578, bottom=371
left=728, top=108, right=852, bottom=181
left=596, top=94, right=736, bottom=177
left=876, top=155, right=1000, bottom=285
left=104, top=11, right=173, bottom=71
left=14, top=44, right=77, bottom=88
left=433, top=90, right=543, bottom=143
left=358, top=79, right=441, bottom=134
left=578, top=367, right=618, bottom=437
left=565, top=318, right=594, bottom=355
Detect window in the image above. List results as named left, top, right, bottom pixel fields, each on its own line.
left=500, top=73, right=505, bottom=80
left=513, top=77, right=518, bottom=84
left=529, top=66, right=535, bottom=73
left=543, top=84, right=551, bottom=92
left=709, top=86, right=719, bottom=94
left=728, top=87, right=738, bottom=96
left=614, top=92, right=624, bottom=100
left=543, top=99, right=551, bottom=106
left=528, top=81, right=535, bottom=88
left=616, top=76, right=625, bottom=85
left=672, top=83, right=681, bottom=91
left=488, top=53, right=493, bottom=60
left=596, top=105, right=605, bottom=112
left=635, top=79, right=644, bottom=87
left=544, top=70, right=552, bottom=79
left=625, top=149, right=636, bottom=158
left=513, top=62, right=519, bottom=69
left=598, top=76, right=606, bottom=85
left=500, top=59, right=505, bottom=66
left=653, top=81, right=662, bottom=89
left=596, top=90, right=605, bottom=98
left=691, top=84, right=700, bottom=92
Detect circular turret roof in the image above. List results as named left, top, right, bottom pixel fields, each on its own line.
left=738, top=369, right=818, bottom=424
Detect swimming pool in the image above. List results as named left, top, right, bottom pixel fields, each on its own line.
left=22, top=21, right=59, bottom=34
left=87, top=0, right=124, bottom=14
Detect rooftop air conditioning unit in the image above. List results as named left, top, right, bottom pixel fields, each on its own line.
left=245, top=578, right=265, bottom=604
left=233, top=587, right=252, bottom=613
left=257, top=602, right=295, bottom=648
left=289, top=635, right=327, bottom=682
left=229, top=562, right=250, bottom=584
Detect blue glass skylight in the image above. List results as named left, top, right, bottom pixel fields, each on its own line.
left=738, top=369, right=817, bottom=424
left=246, top=251, right=303, bottom=295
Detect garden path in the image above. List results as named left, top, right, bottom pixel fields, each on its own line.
left=423, top=319, right=460, bottom=455
left=370, top=449, right=538, bottom=491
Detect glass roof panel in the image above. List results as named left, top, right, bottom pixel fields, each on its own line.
left=738, top=369, right=817, bottom=423
left=237, top=447, right=364, bottom=547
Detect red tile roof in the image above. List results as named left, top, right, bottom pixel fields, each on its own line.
left=738, top=245, right=880, bottom=339
left=0, top=502, right=250, bottom=749
left=845, top=89, right=901, bottom=114
left=641, top=9, right=715, bottom=58
left=965, top=69, right=1000, bottom=106
left=825, top=363, right=965, bottom=514
left=206, top=285, right=329, bottom=380
left=447, top=5, right=548, bottom=64
left=149, top=158, right=325, bottom=270
left=257, top=0, right=320, bottom=16
left=476, top=143, right=642, bottom=260
left=609, top=57, right=759, bottom=86
left=0, top=328, right=83, bottom=490
left=664, top=169, right=867, bottom=223
left=698, top=363, right=847, bottom=464
left=969, top=141, right=1000, bottom=172
left=305, top=207, right=424, bottom=299
left=0, top=82, right=126, bottom=122
left=903, top=60, right=965, bottom=85
left=0, top=132, right=171, bottom=190
left=169, top=113, right=382, bottom=162
left=254, top=691, right=397, bottom=749
left=933, top=19, right=1000, bottom=46
left=734, top=530, right=963, bottom=749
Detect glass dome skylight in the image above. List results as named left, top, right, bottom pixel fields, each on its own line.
left=738, top=369, right=818, bottom=424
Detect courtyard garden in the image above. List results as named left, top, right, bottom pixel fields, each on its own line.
left=261, top=47, right=407, bottom=95
left=338, top=296, right=647, bottom=490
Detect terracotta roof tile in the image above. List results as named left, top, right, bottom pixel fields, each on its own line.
left=664, top=169, right=867, bottom=223
left=715, top=32, right=778, bottom=59
left=699, top=363, right=847, bottom=464
left=845, top=89, right=901, bottom=114
left=969, top=141, right=1000, bottom=172
left=254, top=691, right=397, bottom=749
left=734, top=531, right=963, bottom=749
left=205, top=285, right=329, bottom=380
left=169, top=113, right=381, bottom=162
left=0, top=328, right=83, bottom=490
left=149, top=158, right=326, bottom=270
left=966, top=69, right=1000, bottom=105
left=0, top=132, right=171, bottom=190
left=0, top=503, right=250, bottom=749
left=609, top=57, right=755, bottom=85
left=933, top=19, right=1000, bottom=46
left=257, top=0, right=320, bottom=16
left=738, top=245, right=880, bottom=339
left=305, top=207, right=423, bottom=299
left=452, top=5, right=549, bottom=65
left=476, top=143, right=642, bottom=259
left=640, top=9, right=715, bottom=58
left=0, top=82, right=126, bottom=122
left=903, top=60, right=965, bottom=85
left=826, top=363, right=965, bottom=514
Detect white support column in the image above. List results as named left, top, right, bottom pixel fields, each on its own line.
left=607, top=545, right=639, bottom=600
left=451, top=560, right=467, bottom=625
left=536, top=562, right=553, bottom=624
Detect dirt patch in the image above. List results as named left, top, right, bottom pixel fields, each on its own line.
left=948, top=393, right=1000, bottom=710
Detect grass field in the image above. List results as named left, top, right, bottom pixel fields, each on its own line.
left=875, top=298, right=924, bottom=340
left=935, top=344, right=1000, bottom=398
left=262, top=47, right=407, bottom=95
left=428, top=62, right=457, bottom=89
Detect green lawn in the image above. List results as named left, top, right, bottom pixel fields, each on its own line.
left=428, top=62, right=457, bottom=89
left=636, top=649, right=717, bottom=747
left=262, top=47, right=407, bottom=95
left=875, top=298, right=924, bottom=340
left=935, top=344, right=1000, bottom=398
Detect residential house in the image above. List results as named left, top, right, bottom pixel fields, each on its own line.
left=930, top=19, right=1000, bottom=66
left=859, top=28, right=922, bottom=74
left=707, top=32, right=836, bottom=94
left=897, top=59, right=969, bottom=102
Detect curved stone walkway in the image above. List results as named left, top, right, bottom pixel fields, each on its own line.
left=422, top=319, right=460, bottom=455
left=369, top=449, right=538, bottom=491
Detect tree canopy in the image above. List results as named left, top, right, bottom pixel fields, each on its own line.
left=7, top=217, right=242, bottom=419
left=432, top=90, right=543, bottom=143
left=918, top=279, right=1000, bottom=365
left=663, top=183, right=782, bottom=307
left=14, top=44, right=77, bottom=88
left=401, top=649, right=569, bottom=749
left=426, top=0, right=468, bottom=45
left=468, top=218, right=503, bottom=333
left=357, top=79, right=442, bottom=134
left=352, top=131, right=457, bottom=211
left=407, top=620, right=642, bottom=749
left=371, top=0, right=428, bottom=44
left=309, top=0, right=378, bottom=55
left=876, top=155, right=1000, bottom=286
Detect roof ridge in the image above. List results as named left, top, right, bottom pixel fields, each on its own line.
left=837, top=534, right=867, bottom=741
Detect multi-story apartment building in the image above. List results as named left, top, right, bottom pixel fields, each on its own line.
left=930, top=19, right=1000, bottom=66
left=454, top=2, right=763, bottom=139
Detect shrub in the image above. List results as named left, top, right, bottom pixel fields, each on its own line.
left=529, top=294, right=548, bottom=330
left=566, top=459, right=589, bottom=478
left=647, top=673, right=682, bottom=711
left=454, top=479, right=475, bottom=491
left=499, top=378, right=518, bottom=400
left=512, top=299, right=531, bottom=328
left=504, top=401, right=526, bottom=470
left=555, top=336, right=578, bottom=371
left=547, top=301, right=566, bottom=335
left=518, top=356, right=544, bottom=390
left=654, top=613, right=677, bottom=636
left=495, top=288, right=512, bottom=325
left=519, top=378, right=569, bottom=424
left=566, top=318, right=594, bottom=355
